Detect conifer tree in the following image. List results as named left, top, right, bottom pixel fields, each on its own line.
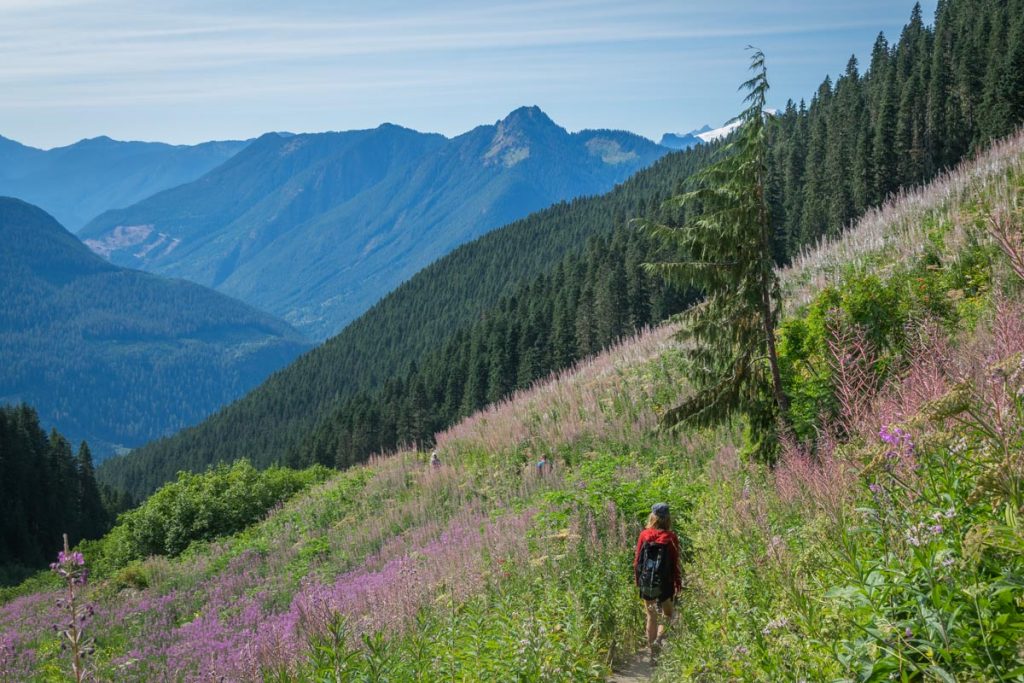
left=48, top=430, right=78, bottom=542
left=550, top=292, right=577, bottom=368
left=76, top=441, right=107, bottom=540
left=640, top=49, right=791, bottom=450
left=873, top=67, right=899, bottom=199
left=1005, top=16, right=1024, bottom=130
left=825, top=60, right=857, bottom=234
left=780, top=100, right=807, bottom=256
left=574, top=281, right=597, bottom=356
left=597, top=259, right=630, bottom=342
left=800, top=81, right=831, bottom=242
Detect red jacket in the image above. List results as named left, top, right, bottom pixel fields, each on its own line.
left=634, top=528, right=683, bottom=593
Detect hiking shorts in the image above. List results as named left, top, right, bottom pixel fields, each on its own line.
left=640, top=588, right=675, bottom=604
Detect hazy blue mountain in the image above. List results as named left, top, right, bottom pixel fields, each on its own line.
left=80, top=107, right=668, bottom=339
left=0, top=134, right=248, bottom=230
left=658, top=125, right=712, bottom=150
left=0, top=136, right=44, bottom=174
left=0, top=197, right=309, bottom=460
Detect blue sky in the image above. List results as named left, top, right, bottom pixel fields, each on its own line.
left=1, top=0, right=937, bottom=149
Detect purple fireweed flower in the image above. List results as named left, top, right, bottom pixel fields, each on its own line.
left=878, top=425, right=917, bottom=477
left=761, top=616, right=789, bottom=635
left=119, top=508, right=538, bottom=682
left=61, top=551, right=85, bottom=566
left=50, top=538, right=91, bottom=683
left=905, top=520, right=945, bottom=549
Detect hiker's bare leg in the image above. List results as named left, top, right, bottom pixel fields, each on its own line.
left=645, top=600, right=660, bottom=649
left=655, top=599, right=674, bottom=643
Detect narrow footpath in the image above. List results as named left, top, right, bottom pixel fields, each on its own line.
left=609, top=653, right=653, bottom=682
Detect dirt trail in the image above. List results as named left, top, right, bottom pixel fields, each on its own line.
left=609, top=652, right=653, bottom=682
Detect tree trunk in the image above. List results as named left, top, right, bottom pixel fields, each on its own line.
left=755, top=150, right=794, bottom=438
left=760, top=284, right=793, bottom=437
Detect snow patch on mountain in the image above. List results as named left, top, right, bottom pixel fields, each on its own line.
left=585, top=138, right=638, bottom=164
left=697, top=120, right=741, bottom=142
left=83, top=224, right=155, bottom=258
left=484, top=124, right=531, bottom=168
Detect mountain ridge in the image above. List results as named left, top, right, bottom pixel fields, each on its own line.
left=0, top=135, right=249, bottom=230
left=80, top=107, right=670, bottom=338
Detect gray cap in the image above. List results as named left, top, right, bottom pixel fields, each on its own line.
left=652, top=502, right=670, bottom=518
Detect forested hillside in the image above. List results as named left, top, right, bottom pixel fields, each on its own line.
left=0, top=198, right=309, bottom=457
left=99, top=0, right=1024, bottom=500
left=0, top=406, right=114, bottom=586
left=97, top=146, right=712, bottom=496
left=288, top=224, right=694, bottom=470
left=768, top=0, right=1024, bottom=254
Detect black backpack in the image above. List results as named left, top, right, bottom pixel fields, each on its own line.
left=636, top=541, right=672, bottom=600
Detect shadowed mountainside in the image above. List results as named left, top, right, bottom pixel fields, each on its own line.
left=0, top=197, right=309, bottom=458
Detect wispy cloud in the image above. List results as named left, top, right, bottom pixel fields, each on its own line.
left=0, top=0, right=935, bottom=147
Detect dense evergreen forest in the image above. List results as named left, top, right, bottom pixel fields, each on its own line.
left=288, top=225, right=692, bottom=468
left=97, top=146, right=715, bottom=496
left=99, top=0, right=1024, bottom=499
left=767, top=0, right=1024, bottom=255
left=0, top=405, right=126, bottom=585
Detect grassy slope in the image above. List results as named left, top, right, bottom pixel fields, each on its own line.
left=96, top=145, right=710, bottom=498
left=2, top=131, right=1023, bottom=681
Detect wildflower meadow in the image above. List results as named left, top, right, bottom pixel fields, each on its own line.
left=2, top=131, right=1023, bottom=681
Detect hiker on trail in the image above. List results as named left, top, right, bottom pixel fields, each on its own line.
left=430, top=450, right=441, bottom=468
left=634, top=502, right=683, bottom=661
left=536, top=455, right=549, bottom=475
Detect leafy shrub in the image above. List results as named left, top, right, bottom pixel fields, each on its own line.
left=110, top=563, right=149, bottom=591
left=94, top=461, right=330, bottom=572
left=777, top=236, right=993, bottom=443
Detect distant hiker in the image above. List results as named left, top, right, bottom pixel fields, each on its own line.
left=634, top=502, right=683, bottom=662
left=536, top=455, right=548, bottom=475
left=430, top=450, right=441, bottom=468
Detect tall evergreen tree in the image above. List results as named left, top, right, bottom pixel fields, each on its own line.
left=873, top=62, right=900, bottom=199
left=641, top=49, right=791, bottom=451
left=574, top=281, right=598, bottom=357
left=780, top=100, right=808, bottom=255
left=76, top=441, right=107, bottom=540
left=597, top=259, right=630, bottom=343
left=800, top=80, right=832, bottom=243
left=0, top=406, right=117, bottom=584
